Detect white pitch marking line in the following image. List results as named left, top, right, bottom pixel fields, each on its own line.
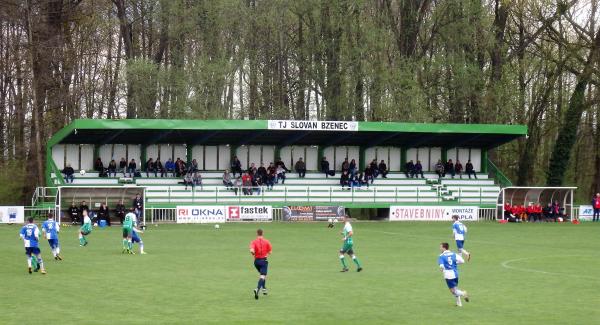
left=500, top=256, right=598, bottom=280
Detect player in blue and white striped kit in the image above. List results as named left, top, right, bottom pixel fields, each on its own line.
left=438, top=242, right=468, bottom=306
left=452, top=215, right=471, bottom=261
left=19, top=217, right=47, bottom=274
left=42, top=213, right=63, bottom=261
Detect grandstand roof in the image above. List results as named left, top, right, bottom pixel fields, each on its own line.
left=49, top=119, right=527, bottom=149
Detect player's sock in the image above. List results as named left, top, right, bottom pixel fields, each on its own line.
left=352, top=255, right=362, bottom=267
left=128, top=240, right=133, bottom=250
left=455, top=289, right=464, bottom=297
left=27, top=256, right=32, bottom=268
left=339, top=255, right=348, bottom=268
left=456, top=296, right=462, bottom=306
left=140, top=242, right=145, bottom=254
left=79, top=234, right=85, bottom=245
left=257, top=278, right=265, bottom=290
left=56, top=246, right=60, bottom=255
left=37, top=257, right=44, bottom=269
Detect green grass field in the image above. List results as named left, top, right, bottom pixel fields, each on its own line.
left=1, top=221, right=599, bottom=324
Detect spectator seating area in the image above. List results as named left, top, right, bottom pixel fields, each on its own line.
left=51, top=170, right=499, bottom=206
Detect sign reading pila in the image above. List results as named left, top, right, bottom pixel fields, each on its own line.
left=268, top=120, right=358, bottom=131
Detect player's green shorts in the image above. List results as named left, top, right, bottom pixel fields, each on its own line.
left=340, top=243, right=354, bottom=255
left=80, top=225, right=91, bottom=235
left=122, top=227, right=132, bottom=238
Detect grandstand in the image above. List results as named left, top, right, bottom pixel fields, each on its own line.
left=35, top=119, right=526, bottom=220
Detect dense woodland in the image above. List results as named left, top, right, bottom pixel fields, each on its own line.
left=0, top=0, right=599, bottom=204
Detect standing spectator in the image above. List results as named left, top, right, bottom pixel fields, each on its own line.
left=155, top=158, right=165, bottom=177
left=552, top=200, right=562, bottom=220
left=275, top=157, right=290, bottom=173
left=193, top=172, right=203, bottom=190
left=223, top=170, right=234, bottom=189
left=294, top=158, right=306, bottom=178
left=435, top=160, right=445, bottom=179
left=62, top=163, right=75, bottom=183
left=413, top=160, right=425, bottom=178
left=404, top=160, right=415, bottom=178
left=257, top=163, right=268, bottom=184
left=132, top=194, right=143, bottom=225
left=242, top=171, right=253, bottom=195
left=445, top=159, right=455, bottom=179
left=115, top=200, right=126, bottom=225
left=165, top=158, right=176, bottom=177
left=364, top=165, right=374, bottom=184
left=176, top=158, right=187, bottom=177
left=79, top=201, right=89, bottom=225
left=119, top=157, right=127, bottom=176
left=146, top=158, right=156, bottom=177
left=349, top=159, right=357, bottom=178
left=592, top=193, right=600, bottom=222
left=266, top=163, right=277, bottom=190
left=68, top=202, right=79, bottom=224
left=97, top=203, right=110, bottom=226
left=231, top=156, right=242, bottom=178
left=454, top=160, right=463, bottom=179
left=378, top=160, right=389, bottom=178
left=321, top=157, right=331, bottom=178
left=183, top=173, right=194, bottom=190
left=340, top=170, right=351, bottom=190
left=127, top=159, right=137, bottom=178
left=108, top=159, right=117, bottom=177
left=341, top=158, right=350, bottom=174
left=370, top=159, right=379, bottom=178
left=465, top=160, right=477, bottom=179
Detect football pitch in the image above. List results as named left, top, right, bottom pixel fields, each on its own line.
left=1, top=221, right=599, bottom=324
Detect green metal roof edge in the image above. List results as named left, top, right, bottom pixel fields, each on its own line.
left=358, top=121, right=527, bottom=135
left=55, top=119, right=527, bottom=135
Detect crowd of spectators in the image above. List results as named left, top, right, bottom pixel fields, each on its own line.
left=66, top=194, right=144, bottom=226
left=503, top=201, right=565, bottom=222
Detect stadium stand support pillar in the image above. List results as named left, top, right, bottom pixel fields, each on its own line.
left=274, top=146, right=281, bottom=162
left=141, top=145, right=147, bottom=171
left=401, top=147, right=407, bottom=167
left=93, top=145, right=100, bottom=162
left=318, top=146, right=325, bottom=168
left=359, top=146, right=366, bottom=170
left=481, top=150, right=488, bottom=173
left=230, top=144, right=239, bottom=165
left=441, top=147, right=447, bottom=163
left=186, top=144, right=192, bottom=165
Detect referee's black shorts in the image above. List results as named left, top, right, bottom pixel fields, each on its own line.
left=254, top=258, right=268, bottom=275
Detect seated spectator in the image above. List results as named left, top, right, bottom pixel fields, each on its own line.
left=435, top=160, right=445, bottom=179
left=552, top=200, right=562, bottom=220
left=370, top=159, right=379, bottom=178
left=321, top=157, right=331, bottom=178
left=252, top=172, right=262, bottom=195
left=248, top=162, right=257, bottom=176
left=68, top=202, right=79, bottom=224
left=515, top=205, right=527, bottom=222
left=119, top=157, right=127, bottom=176
left=526, top=203, right=536, bottom=222
left=340, top=170, right=351, bottom=190
left=97, top=203, right=110, bottom=226
left=413, top=160, right=424, bottom=178
left=454, top=160, right=463, bottom=179
left=276, top=164, right=286, bottom=184
left=465, top=160, right=477, bottom=179
left=165, top=158, right=176, bottom=177
left=175, top=158, right=186, bottom=177
left=146, top=158, right=156, bottom=177
left=266, top=163, right=277, bottom=190
left=233, top=177, right=241, bottom=195
left=364, top=165, right=374, bottom=184
left=155, top=158, right=165, bottom=177
left=231, top=156, right=242, bottom=178
left=127, top=159, right=137, bottom=178
left=294, top=158, right=306, bottom=178
left=94, top=157, right=104, bottom=173
left=108, top=159, right=117, bottom=177
left=404, top=160, right=415, bottom=178
left=275, top=157, right=290, bottom=173
left=183, top=173, right=194, bottom=191
left=349, top=159, right=357, bottom=178
left=62, top=163, right=75, bottom=183
left=114, top=200, right=126, bottom=225
left=356, top=172, right=369, bottom=188
left=445, top=159, right=455, bottom=178
left=543, top=203, right=555, bottom=222
left=503, top=202, right=512, bottom=220
left=193, top=172, right=203, bottom=190
left=223, top=169, right=234, bottom=189
left=188, top=159, right=199, bottom=174
left=530, top=203, right=543, bottom=222
left=378, top=160, right=388, bottom=178
left=242, top=171, right=253, bottom=195
left=257, top=163, right=268, bottom=184
left=341, top=158, right=350, bottom=174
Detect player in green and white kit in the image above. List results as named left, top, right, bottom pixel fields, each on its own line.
left=122, top=208, right=136, bottom=253
left=79, top=210, right=92, bottom=246
left=338, top=215, right=363, bottom=272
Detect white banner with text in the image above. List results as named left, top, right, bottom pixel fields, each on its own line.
left=0, top=206, right=25, bottom=224
left=176, top=205, right=273, bottom=223
left=268, top=120, right=358, bottom=132
left=389, top=206, right=478, bottom=221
